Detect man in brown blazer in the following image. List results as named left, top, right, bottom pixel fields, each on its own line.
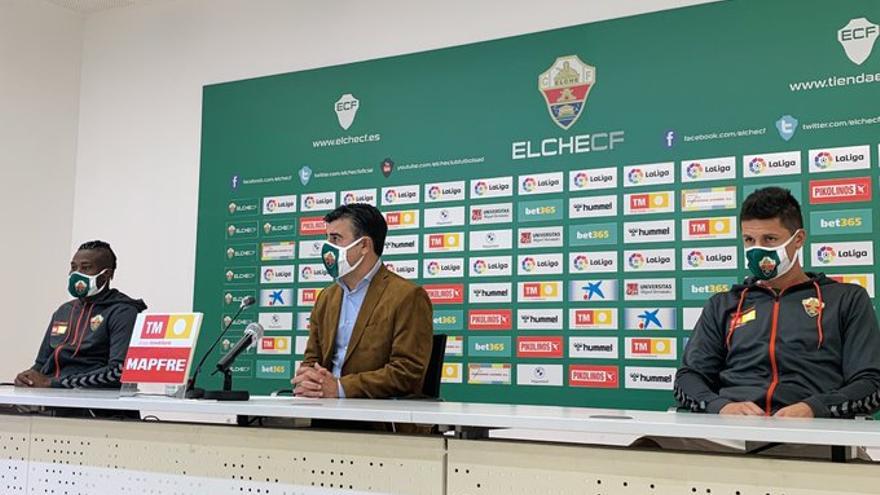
left=292, top=203, right=433, bottom=399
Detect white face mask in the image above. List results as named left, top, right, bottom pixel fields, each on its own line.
left=321, top=237, right=366, bottom=279
left=68, top=268, right=110, bottom=298
left=744, top=229, right=801, bottom=281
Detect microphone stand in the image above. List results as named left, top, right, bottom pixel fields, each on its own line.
left=185, top=302, right=249, bottom=399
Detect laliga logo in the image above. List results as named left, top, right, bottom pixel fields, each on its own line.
left=687, top=251, right=705, bottom=267
left=428, top=185, right=442, bottom=200
left=573, top=172, right=588, bottom=188
left=301, top=266, right=313, bottom=280
left=838, top=17, right=879, bottom=65
left=473, top=260, right=488, bottom=274
left=748, top=157, right=767, bottom=174
left=427, top=261, right=441, bottom=276
left=628, top=253, right=645, bottom=269
left=263, top=268, right=275, bottom=281
left=334, top=93, right=359, bottom=130
left=521, top=257, right=537, bottom=272
left=265, top=199, right=278, bottom=212
left=573, top=255, right=589, bottom=271
left=304, top=196, right=316, bottom=209
left=474, top=181, right=488, bottom=196
left=817, top=246, right=836, bottom=264
left=343, top=193, right=356, bottom=205
left=384, top=189, right=398, bottom=203
left=627, top=169, right=644, bottom=184
left=686, top=162, right=703, bottom=180
left=814, top=151, right=834, bottom=169
left=522, top=177, right=537, bottom=192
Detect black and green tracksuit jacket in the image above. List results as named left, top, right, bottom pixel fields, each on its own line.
left=32, top=288, right=147, bottom=388
left=675, top=273, right=880, bottom=417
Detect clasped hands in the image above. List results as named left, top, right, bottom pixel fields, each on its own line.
left=291, top=363, right=339, bottom=398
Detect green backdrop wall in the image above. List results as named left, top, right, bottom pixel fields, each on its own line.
left=193, top=0, right=880, bottom=410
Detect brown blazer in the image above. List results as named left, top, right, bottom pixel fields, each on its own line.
left=302, top=264, right=434, bottom=399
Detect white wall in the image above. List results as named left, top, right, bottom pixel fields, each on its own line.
left=71, top=0, right=716, bottom=313
left=0, top=0, right=83, bottom=380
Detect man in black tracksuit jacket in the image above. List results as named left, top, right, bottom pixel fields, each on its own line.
left=14, top=241, right=147, bottom=389
left=675, top=187, right=880, bottom=418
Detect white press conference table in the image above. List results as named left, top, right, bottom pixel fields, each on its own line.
left=1, top=386, right=878, bottom=495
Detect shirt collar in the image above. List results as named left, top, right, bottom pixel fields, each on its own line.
left=337, top=258, right=383, bottom=295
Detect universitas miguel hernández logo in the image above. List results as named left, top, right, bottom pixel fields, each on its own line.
left=538, top=55, right=596, bottom=130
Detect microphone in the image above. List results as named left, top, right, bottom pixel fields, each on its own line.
left=238, top=295, right=255, bottom=309
left=184, top=294, right=255, bottom=399
left=214, top=323, right=263, bottom=373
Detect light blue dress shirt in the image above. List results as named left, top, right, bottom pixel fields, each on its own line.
left=331, top=258, right=383, bottom=397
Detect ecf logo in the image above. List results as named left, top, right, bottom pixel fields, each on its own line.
left=334, top=93, right=359, bottom=130
left=838, top=17, right=879, bottom=65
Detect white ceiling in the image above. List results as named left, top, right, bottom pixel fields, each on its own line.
left=43, top=0, right=152, bottom=14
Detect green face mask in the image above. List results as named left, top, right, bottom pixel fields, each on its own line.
left=68, top=269, right=109, bottom=298
left=321, top=237, right=365, bottom=279
left=744, top=230, right=800, bottom=281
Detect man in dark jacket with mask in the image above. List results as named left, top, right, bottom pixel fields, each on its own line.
left=14, top=240, right=147, bottom=389
left=675, top=187, right=880, bottom=418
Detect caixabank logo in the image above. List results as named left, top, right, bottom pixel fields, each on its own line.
left=538, top=55, right=596, bottom=130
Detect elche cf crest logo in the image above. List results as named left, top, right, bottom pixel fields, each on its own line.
left=334, top=93, right=359, bottom=130
left=759, top=256, right=777, bottom=276
left=538, top=55, right=596, bottom=130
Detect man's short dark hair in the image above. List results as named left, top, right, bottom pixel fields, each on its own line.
left=740, top=187, right=803, bottom=233
left=78, top=240, right=117, bottom=270
left=324, top=204, right=387, bottom=256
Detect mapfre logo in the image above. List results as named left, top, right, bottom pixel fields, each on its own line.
left=838, top=17, right=879, bottom=65
left=538, top=55, right=596, bottom=129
